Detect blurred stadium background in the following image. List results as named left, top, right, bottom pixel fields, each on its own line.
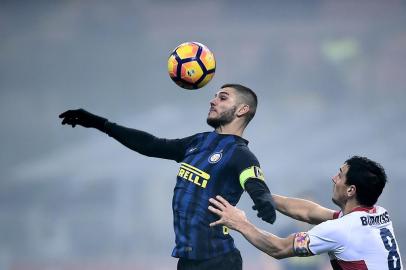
left=1, top=0, right=405, bottom=269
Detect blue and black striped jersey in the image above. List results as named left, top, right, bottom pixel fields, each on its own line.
left=105, top=123, right=267, bottom=260
left=171, top=131, right=264, bottom=260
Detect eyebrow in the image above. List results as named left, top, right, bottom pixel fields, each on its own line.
left=215, top=91, right=229, bottom=97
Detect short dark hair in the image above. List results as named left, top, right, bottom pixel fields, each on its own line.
left=221, top=83, right=257, bottom=126
left=345, top=156, right=387, bottom=206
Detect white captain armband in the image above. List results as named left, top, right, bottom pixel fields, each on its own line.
left=239, top=166, right=265, bottom=189
left=293, top=232, right=313, bottom=257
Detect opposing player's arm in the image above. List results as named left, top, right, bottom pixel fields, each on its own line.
left=272, top=194, right=335, bottom=224
left=209, top=196, right=314, bottom=259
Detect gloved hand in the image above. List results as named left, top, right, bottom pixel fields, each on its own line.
left=245, top=178, right=277, bottom=224
left=59, top=108, right=107, bottom=132
left=252, top=200, right=276, bottom=224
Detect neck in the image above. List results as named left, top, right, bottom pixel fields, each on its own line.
left=342, top=199, right=367, bottom=215
left=215, top=122, right=245, bottom=137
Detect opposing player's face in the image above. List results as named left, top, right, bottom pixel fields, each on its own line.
left=331, top=164, right=350, bottom=207
left=207, top=87, right=239, bottom=128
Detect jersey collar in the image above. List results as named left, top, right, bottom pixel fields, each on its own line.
left=349, top=206, right=376, bottom=214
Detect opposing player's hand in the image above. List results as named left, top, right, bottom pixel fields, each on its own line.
left=208, top=195, right=248, bottom=231
left=59, top=108, right=107, bottom=132
left=253, top=202, right=276, bottom=224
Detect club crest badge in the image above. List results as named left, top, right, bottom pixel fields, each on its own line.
left=208, top=151, right=223, bottom=164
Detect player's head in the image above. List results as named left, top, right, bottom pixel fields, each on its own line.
left=332, top=156, right=387, bottom=207
left=207, top=84, right=257, bottom=129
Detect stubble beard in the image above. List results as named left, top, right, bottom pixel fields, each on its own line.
left=207, top=106, right=237, bottom=129
left=332, top=197, right=339, bottom=207
left=331, top=191, right=345, bottom=208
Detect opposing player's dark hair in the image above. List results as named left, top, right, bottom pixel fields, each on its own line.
left=221, top=83, right=257, bottom=125
left=345, top=156, right=387, bottom=207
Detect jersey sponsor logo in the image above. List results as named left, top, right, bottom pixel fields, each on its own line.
left=293, top=232, right=313, bottom=257
left=208, top=150, right=223, bottom=163
left=178, top=162, right=211, bottom=188
left=188, top=147, right=197, bottom=153
left=360, top=211, right=391, bottom=226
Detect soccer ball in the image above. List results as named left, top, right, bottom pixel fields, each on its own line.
left=168, top=42, right=216, bottom=90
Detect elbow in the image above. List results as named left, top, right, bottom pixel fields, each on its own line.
left=264, top=244, right=291, bottom=260
left=270, top=250, right=289, bottom=260
left=264, top=238, right=293, bottom=260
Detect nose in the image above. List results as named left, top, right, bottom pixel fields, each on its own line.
left=332, top=175, right=338, bottom=184
left=210, top=97, right=217, bottom=106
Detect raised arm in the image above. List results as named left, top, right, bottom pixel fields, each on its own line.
left=59, top=108, right=189, bottom=162
left=272, top=194, right=335, bottom=224
left=104, top=122, right=188, bottom=161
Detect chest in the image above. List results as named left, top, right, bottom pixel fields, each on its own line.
left=176, top=140, right=240, bottom=189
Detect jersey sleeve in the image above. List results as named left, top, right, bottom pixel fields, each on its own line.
left=232, top=147, right=266, bottom=189
left=307, top=219, right=346, bottom=256
left=105, top=122, right=196, bottom=162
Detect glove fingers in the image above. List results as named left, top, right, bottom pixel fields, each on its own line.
left=59, top=110, right=70, bottom=118
left=62, top=117, right=78, bottom=126
left=254, top=203, right=276, bottom=224
left=61, top=117, right=72, bottom=125
left=262, top=216, right=276, bottom=224
left=59, top=110, right=79, bottom=119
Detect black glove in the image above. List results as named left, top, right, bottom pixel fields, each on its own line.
left=59, top=108, right=107, bottom=132
left=245, top=179, right=276, bottom=224
left=252, top=201, right=276, bottom=224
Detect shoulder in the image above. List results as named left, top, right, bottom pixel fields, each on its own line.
left=233, top=143, right=259, bottom=160
left=231, top=145, right=265, bottom=184
left=309, top=217, right=350, bottom=239
left=374, top=205, right=388, bottom=213
left=180, top=132, right=209, bottom=144
left=231, top=146, right=261, bottom=172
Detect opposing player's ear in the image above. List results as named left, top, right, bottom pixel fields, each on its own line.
left=237, top=104, right=250, bottom=117
left=347, top=185, right=356, bottom=197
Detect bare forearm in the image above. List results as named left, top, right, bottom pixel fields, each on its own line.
left=236, top=220, right=294, bottom=259
left=272, top=194, right=334, bottom=224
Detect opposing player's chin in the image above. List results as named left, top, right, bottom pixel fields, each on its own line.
left=331, top=197, right=340, bottom=207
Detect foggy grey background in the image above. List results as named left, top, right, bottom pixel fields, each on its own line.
left=1, top=0, right=405, bottom=269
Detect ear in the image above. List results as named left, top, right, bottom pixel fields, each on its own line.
left=236, top=104, right=250, bottom=117
left=347, top=185, right=356, bottom=197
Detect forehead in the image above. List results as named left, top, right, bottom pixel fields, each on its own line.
left=215, top=87, right=236, bottom=96
left=340, top=163, right=350, bottom=174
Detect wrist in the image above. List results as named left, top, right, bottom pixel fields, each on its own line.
left=236, top=218, right=253, bottom=233
left=94, top=116, right=108, bottom=132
